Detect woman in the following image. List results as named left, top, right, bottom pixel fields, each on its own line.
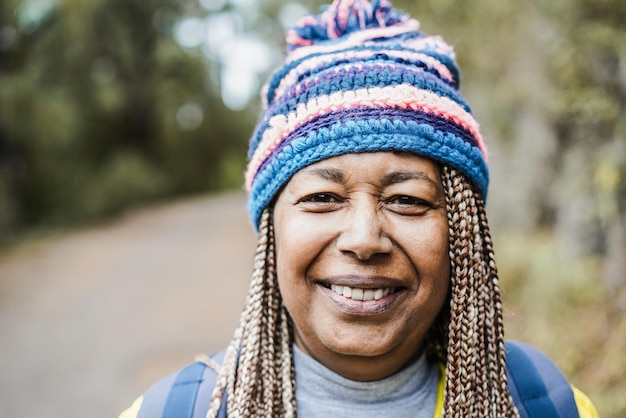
left=120, top=0, right=598, bottom=416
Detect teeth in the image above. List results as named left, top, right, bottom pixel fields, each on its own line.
left=331, top=284, right=393, bottom=301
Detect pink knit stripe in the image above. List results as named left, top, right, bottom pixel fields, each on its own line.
left=245, top=84, right=486, bottom=189
left=287, top=22, right=421, bottom=63
left=276, top=48, right=454, bottom=102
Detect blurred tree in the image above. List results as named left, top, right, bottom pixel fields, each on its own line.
left=0, top=0, right=254, bottom=240
left=544, top=0, right=626, bottom=286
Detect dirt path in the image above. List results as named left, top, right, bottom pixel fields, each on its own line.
left=0, top=192, right=257, bottom=418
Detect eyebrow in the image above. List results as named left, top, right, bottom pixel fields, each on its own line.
left=305, top=167, right=440, bottom=189
left=306, top=167, right=345, bottom=183
left=381, top=171, right=440, bottom=189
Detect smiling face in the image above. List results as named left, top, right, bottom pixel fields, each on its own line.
left=272, top=152, right=450, bottom=381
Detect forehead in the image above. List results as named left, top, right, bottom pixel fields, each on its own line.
left=293, top=152, right=442, bottom=185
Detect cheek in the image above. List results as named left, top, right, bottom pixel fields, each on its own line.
left=427, top=221, right=451, bottom=308
left=273, top=210, right=326, bottom=305
left=405, top=218, right=450, bottom=286
left=273, top=218, right=326, bottom=341
left=274, top=209, right=338, bottom=273
left=430, top=228, right=450, bottom=278
left=274, top=216, right=315, bottom=278
left=402, top=222, right=450, bottom=329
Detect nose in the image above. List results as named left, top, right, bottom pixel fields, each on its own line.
left=336, top=198, right=393, bottom=260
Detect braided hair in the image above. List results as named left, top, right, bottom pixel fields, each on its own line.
left=205, top=167, right=519, bottom=418
left=439, top=167, right=518, bottom=417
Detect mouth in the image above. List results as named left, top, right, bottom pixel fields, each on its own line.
left=328, top=284, right=399, bottom=301
left=319, top=281, right=405, bottom=313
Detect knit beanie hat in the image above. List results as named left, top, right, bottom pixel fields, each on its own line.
left=245, top=0, right=488, bottom=229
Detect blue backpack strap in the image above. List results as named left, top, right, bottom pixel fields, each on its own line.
left=505, top=341, right=579, bottom=418
left=136, top=351, right=227, bottom=418
left=162, top=362, right=207, bottom=418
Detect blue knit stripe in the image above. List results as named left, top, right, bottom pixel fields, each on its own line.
left=254, top=107, right=480, bottom=177
left=248, top=125, right=488, bottom=228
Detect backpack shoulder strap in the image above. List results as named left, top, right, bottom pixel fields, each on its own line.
left=136, top=350, right=227, bottom=418
left=505, top=341, right=579, bottom=418
left=161, top=361, right=209, bottom=418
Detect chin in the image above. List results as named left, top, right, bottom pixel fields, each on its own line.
left=324, top=336, right=395, bottom=358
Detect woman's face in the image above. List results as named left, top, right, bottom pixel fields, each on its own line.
left=273, top=152, right=450, bottom=381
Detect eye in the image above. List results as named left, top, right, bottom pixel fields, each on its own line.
left=297, top=192, right=344, bottom=212
left=389, top=195, right=425, bottom=205
left=385, top=195, right=433, bottom=215
left=301, top=193, right=339, bottom=203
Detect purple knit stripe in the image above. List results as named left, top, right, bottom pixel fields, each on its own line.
left=254, top=106, right=479, bottom=178
left=270, top=60, right=471, bottom=115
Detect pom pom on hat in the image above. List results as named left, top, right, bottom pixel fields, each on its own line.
left=286, top=0, right=414, bottom=52
left=245, top=0, right=489, bottom=230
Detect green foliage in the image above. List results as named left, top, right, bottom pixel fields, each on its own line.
left=497, top=229, right=626, bottom=417
left=0, top=0, right=253, bottom=239
left=79, top=151, right=172, bottom=218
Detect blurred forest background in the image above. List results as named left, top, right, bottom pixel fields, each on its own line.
left=0, top=0, right=624, bottom=416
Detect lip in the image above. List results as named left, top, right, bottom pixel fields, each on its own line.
left=316, top=276, right=407, bottom=314
left=318, top=275, right=405, bottom=289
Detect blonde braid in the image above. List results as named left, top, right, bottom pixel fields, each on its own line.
left=477, top=188, right=514, bottom=416
left=205, top=208, right=296, bottom=418
left=441, top=166, right=519, bottom=417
